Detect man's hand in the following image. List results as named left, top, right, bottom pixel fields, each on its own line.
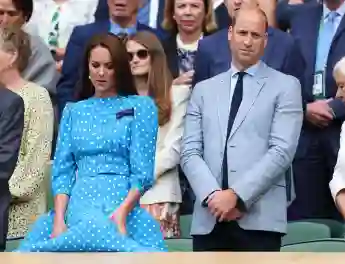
left=306, top=100, right=333, bottom=127
left=207, top=189, right=242, bottom=222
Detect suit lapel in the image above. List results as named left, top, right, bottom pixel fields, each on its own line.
left=331, top=13, right=345, bottom=50
left=217, top=71, right=231, bottom=148
left=229, top=63, right=267, bottom=140
left=302, top=6, right=322, bottom=74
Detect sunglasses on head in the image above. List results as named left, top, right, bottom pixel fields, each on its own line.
left=128, top=49, right=149, bottom=61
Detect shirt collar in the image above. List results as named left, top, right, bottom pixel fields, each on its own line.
left=230, top=61, right=261, bottom=78
left=109, top=20, right=137, bottom=36
left=323, top=1, right=345, bottom=20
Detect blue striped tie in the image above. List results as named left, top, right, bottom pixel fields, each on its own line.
left=315, top=11, right=339, bottom=72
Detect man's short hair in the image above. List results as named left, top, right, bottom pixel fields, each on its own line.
left=232, top=7, right=268, bottom=32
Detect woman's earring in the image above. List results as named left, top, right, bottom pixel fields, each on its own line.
left=89, top=76, right=91, bottom=80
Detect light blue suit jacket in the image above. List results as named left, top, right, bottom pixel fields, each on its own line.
left=181, top=62, right=303, bottom=235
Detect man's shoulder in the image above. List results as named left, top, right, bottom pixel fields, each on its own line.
left=268, top=26, right=294, bottom=46
left=263, top=63, right=300, bottom=87
left=194, top=70, right=229, bottom=92
left=137, top=23, right=168, bottom=40
left=198, top=29, right=227, bottom=50
left=72, top=21, right=109, bottom=39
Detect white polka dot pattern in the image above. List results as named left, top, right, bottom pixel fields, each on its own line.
left=15, top=95, right=166, bottom=252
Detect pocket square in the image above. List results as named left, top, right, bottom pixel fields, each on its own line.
left=116, top=108, right=134, bottom=119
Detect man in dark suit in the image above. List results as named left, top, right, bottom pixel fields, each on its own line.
left=287, top=0, right=345, bottom=221
left=193, top=0, right=305, bottom=86
left=57, top=0, right=163, bottom=116
left=0, top=88, right=24, bottom=251
left=276, top=0, right=318, bottom=31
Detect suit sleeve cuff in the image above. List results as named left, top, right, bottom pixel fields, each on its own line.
left=201, top=190, right=220, bottom=207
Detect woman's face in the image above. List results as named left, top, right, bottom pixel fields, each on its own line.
left=88, top=45, right=116, bottom=97
left=0, top=0, right=25, bottom=28
left=174, top=0, right=205, bottom=34
left=335, top=70, right=345, bottom=94
left=126, top=40, right=151, bottom=76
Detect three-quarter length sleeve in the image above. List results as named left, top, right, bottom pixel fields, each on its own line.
left=129, top=97, right=158, bottom=195
left=10, top=90, right=54, bottom=200
left=52, top=103, right=76, bottom=197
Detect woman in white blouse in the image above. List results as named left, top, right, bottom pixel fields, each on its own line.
left=126, top=31, right=191, bottom=238
left=329, top=56, right=345, bottom=219
left=26, top=0, right=98, bottom=70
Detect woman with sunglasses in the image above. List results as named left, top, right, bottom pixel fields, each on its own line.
left=126, top=31, right=191, bottom=238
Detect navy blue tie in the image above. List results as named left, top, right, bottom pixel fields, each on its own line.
left=222, top=72, right=246, bottom=190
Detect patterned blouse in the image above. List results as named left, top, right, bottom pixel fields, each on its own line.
left=8, top=82, right=54, bottom=239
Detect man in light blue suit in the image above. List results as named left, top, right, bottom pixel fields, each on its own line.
left=181, top=7, right=303, bottom=251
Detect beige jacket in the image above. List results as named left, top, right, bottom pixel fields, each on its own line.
left=141, top=85, right=191, bottom=205
left=8, top=82, right=54, bottom=239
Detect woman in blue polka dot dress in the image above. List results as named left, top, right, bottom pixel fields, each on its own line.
left=16, top=33, right=167, bottom=252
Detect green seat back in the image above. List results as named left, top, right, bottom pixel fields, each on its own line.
left=301, top=219, right=345, bottom=238
left=5, top=239, right=21, bottom=252
left=45, top=161, right=54, bottom=210
left=165, top=238, right=193, bottom=252
left=282, top=222, right=331, bottom=246
left=281, top=238, right=345, bottom=252
left=180, top=215, right=192, bottom=239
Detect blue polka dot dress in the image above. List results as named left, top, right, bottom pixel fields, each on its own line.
left=16, top=95, right=167, bottom=252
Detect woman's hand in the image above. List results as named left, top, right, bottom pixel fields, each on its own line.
left=109, top=205, right=129, bottom=235
left=56, top=60, right=63, bottom=72
left=172, top=70, right=194, bottom=86
left=51, top=217, right=67, bottom=238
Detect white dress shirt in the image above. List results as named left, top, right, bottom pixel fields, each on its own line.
left=26, top=0, right=98, bottom=49
left=149, top=0, right=160, bottom=28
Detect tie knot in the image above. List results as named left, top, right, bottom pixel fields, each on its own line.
left=237, top=71, right=246, bottom=79
left=328, top=11, right=339, bottom=22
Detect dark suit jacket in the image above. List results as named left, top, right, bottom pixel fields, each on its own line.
left=56, top=21, right=161, bottom=116
left=214, top=3, right=231, bottom=30
left=276, top=0, right=318, bottom=31
left=192, top=27, right=306, bottom=91
left=94, top=0, right=108, bottom=21
left=289, top=4, right=345, bottom=120
left=0, top=88, right=24, bottom=250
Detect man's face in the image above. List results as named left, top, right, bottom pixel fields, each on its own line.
left=107, top=0, right=140, bottom=19
left=228, top=10, right=267, bottom=68
left=224, top=0, right=258, bottom=17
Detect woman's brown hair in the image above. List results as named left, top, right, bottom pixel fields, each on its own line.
left=76, top=33, right=137, bottom=100
left=0, top=26, right=31, bottom=72
left=161, top=0, right=218, bottom=34
left=128, top=31, right=172, bottom=126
